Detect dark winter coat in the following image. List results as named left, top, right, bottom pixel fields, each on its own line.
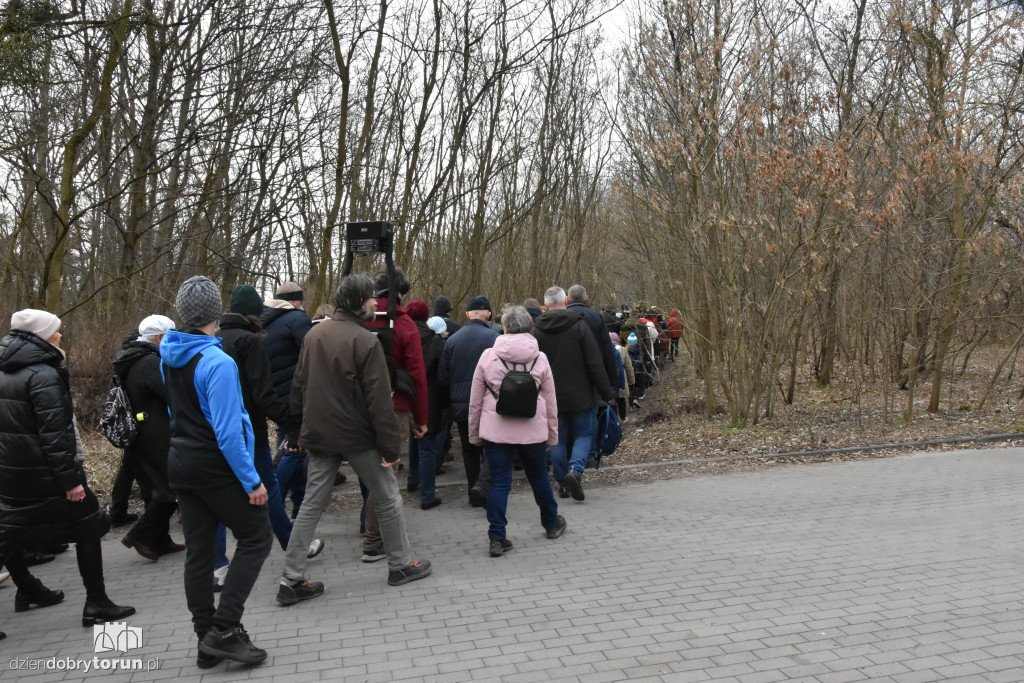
left=290, top=309, right=403, bottom=461
left=437, top=319, right=499, bottom=422
left=218, top=313, right=293, bottom=446
left=415, top=319, right=445, bottom=435
left=531, top=309, right=615, bottom=414
left=260, top=304, right=313, bottom=404
left=567, top=301, right=620, bottom=388
left=0, top=330, right=108, bottom=551
left=112, top=338, right=174, bottom=503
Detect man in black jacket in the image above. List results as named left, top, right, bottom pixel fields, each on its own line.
left=437, top=296, right=497, bottom=507
left=117, top=315, right=183, bottom=561
left=217, top=286, right=323, bottom=568
left=567, top=285, right=619, bottom=388
left=261, top=281, right=312, bottom=517
left=532, top=287, right=615, bottom=502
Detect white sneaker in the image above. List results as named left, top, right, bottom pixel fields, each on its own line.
left=306, top=539, right=325, bottom=560
left=0, top=567, right=9, bottom=585
left=212, top=564, right=229, bottom=592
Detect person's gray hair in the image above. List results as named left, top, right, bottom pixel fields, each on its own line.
left=543, top=286, right=566, bottom=307
left=502, top=305, right=533, bottom=334
left=335, top=274, right=376, bottom=315
left=567, top=284, right=587, bottom=303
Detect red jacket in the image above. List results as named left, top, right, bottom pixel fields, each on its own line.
left=667, top=311, right=684, bottom=339
left=365, top=298, right=429, bottom=426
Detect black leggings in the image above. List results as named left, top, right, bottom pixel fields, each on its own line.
left=3, top=540, right=106, bottom=600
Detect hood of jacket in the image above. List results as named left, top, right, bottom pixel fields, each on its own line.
left=159, top=328, right=222, bottom=369
left=532, top=308, right=584, bottom=335
left=112, top=339, right=159, bottom=379
left=260, top=302, right=303, bottom=327
left=0, top=329, right=64, bottom=373
left=492, top=333, right=540, bottom=365
left=218, top=312, right=261, bottom=333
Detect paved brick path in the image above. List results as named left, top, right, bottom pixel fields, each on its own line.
left=3, top=447, right=1023, bottom=681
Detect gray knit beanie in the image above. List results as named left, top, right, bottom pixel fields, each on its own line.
left=175, top=276, right=222, bottom=327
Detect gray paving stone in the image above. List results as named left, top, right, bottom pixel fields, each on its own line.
left=0, top=448, right=1022, bottom=682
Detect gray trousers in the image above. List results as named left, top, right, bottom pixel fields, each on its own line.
left=282, top=448, right=412, bottom=580
left=364, top=411, right=411, bottom=552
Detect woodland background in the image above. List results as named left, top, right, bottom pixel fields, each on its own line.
left=2, top=0, right=1024, bottom=428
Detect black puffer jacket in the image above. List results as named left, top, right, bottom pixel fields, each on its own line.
left=0, top=330, right=107, bottom=548
left=218, top=313, right=292, bottom=446
left=112, top=337, right=174, bottom=503
left=568, top=301, right=620, bottom=387
left=531, top=309, right=615, bottom=413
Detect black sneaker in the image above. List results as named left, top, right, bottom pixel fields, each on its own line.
left=558, top=485, right=570, bottom=499
left=468, top=487, right=487, bottom=508
left=198, top=624, right=266, bottom=665
left=387, top=559, right=432, bottom=586
left=276, top=579, right=325, bottom=606
left=197, top=650, right=221, bottom=669
left=421, top=497, right=442, bottom=510
left=489, top=539, right=513, bottom=557
left=546, top=515, right=567, bottom=539
left=566, top=468, right=585, bottom=501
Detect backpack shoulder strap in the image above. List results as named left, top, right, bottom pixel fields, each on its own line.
left=488, top=356, right=513, bottom=400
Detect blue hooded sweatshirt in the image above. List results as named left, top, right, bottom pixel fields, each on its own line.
left=160, top=328, right=260, bottom=493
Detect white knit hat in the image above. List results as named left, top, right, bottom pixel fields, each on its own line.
left=11, top=309, right=61, bottom=341
left=138, top=314, right=175, bottom=337
left=426, top=316, right=447, bottom=335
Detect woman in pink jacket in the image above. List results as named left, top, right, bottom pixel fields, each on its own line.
left=469, top=306, right=566, bottom=557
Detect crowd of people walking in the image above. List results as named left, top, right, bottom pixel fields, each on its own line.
left=0, top=270, right=681, bottom=667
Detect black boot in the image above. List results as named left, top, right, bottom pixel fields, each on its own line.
left=82, top=596, right=136, bottom=627
left=198, top=624, right=267, bottom=665
left=14, top=579, right=65, bottom=612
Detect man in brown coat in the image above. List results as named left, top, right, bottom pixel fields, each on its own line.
left=276, top=274, right=431, bottom=606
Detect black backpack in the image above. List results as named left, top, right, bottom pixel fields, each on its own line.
left=486, top=357, right=539, bottom=419
left=99, top=376, right=139, bottom=448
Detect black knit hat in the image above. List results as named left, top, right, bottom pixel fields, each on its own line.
left=229, top=285, right=264, bottom=317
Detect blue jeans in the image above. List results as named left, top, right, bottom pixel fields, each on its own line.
left=217, top=442, right=292, bottom=564
left=410, top=431, right=445, bottom=504
left=548, top=408, right=596, bottom=485
left=276, top=449, right=308, bottom=513
left=485, top=441, right=558, bottom=540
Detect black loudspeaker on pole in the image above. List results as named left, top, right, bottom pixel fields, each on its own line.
left=342, top=221, right=397, bottom=321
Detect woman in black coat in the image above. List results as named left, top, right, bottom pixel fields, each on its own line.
left=115, top=315, right=183, bottom=560
left=0, top=309, right=134, bottom=627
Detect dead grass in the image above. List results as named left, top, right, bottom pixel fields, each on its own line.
left=78, top=343, right=1024, bottom=505
left=603, top=344, right=1024, bottom=479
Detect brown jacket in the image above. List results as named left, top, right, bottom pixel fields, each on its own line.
left=289, top=308, right=402, bottom=461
